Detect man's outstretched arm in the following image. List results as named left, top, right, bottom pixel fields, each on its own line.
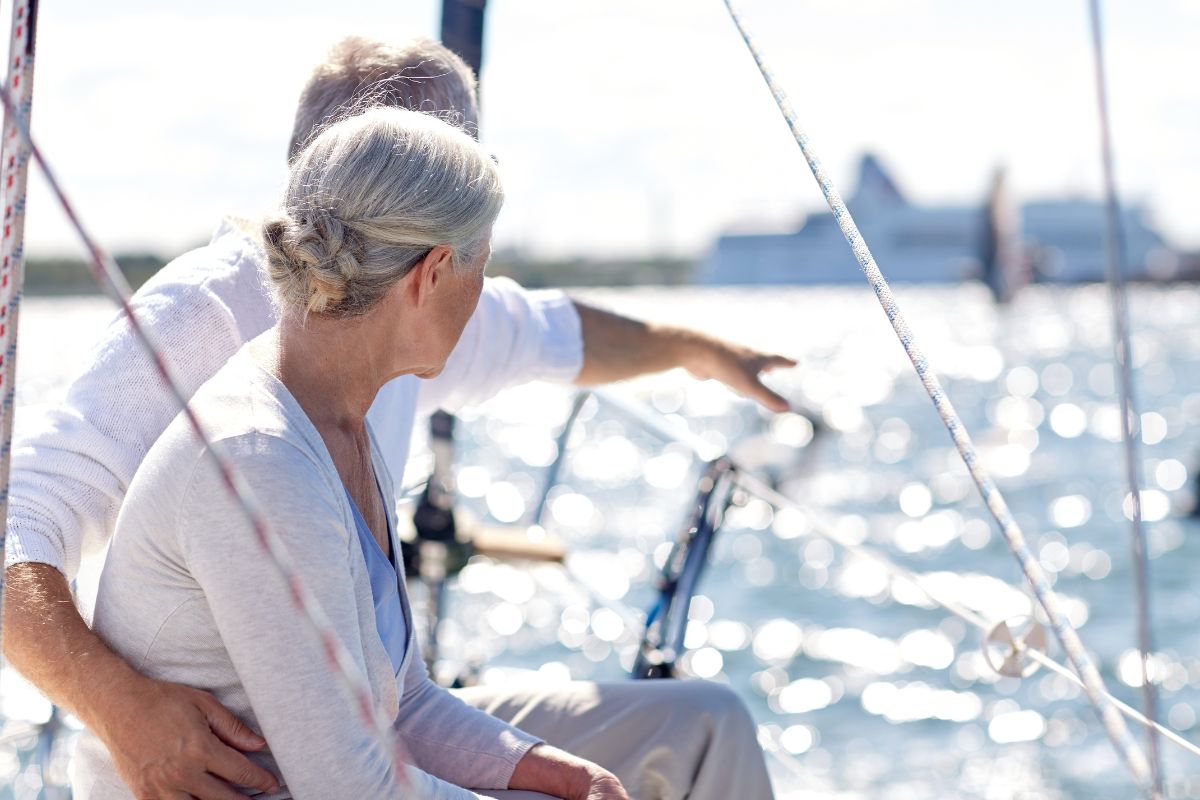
left=3, top=564, right=280, bottom=799
left=572, top=300, right=796, bottom=410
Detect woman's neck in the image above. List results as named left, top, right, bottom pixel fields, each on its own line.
left=260, top=314, right=391, bottom=430
left=258, top=314, right=400, bottom=550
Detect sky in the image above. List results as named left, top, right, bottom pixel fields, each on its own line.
left=13, top=0, right=1200, bottom=261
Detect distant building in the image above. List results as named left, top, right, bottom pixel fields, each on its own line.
left=700, top=154, right=1173, bottom=286
left=1022, top=199, right=1168, bottom=283
left=1178, top=252, right=1200, bottom=281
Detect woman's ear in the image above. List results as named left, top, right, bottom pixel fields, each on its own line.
left=409, top=245, right=454, bottom=307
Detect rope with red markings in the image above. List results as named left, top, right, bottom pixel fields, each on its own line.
left=0, top=30, right=416, bottom=799
left=0, top=0, right=37, bottom=574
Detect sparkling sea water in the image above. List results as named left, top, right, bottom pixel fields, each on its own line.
left=3, top=284, right=1200, bottom=799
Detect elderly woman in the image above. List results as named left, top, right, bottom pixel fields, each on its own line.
left=70, top=107, right=626, bottom=799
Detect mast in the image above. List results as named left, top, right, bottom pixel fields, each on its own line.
left=980, top=165, right=1026, bottom=304
left=440, top=0, right=488, bottom=89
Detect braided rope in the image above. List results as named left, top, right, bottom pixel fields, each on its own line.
left=0, top=0, right=37, bottom=576
left=0, top=85, right=415, bottom=796
left=1087, top=0, right=1163, bottom=791
left=719, top=1, right=1156, bottom=795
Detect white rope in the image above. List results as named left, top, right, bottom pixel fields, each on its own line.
left=1086, top=0, right=1163, bottom=791
left=592, top=387, right=1200, bottom=763
left=718, top=2, right=1157, bottom=794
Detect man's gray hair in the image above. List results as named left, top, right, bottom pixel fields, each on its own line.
left=288, top=35, right=479, bottom=163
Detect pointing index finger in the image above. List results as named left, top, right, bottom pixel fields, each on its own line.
left=757, top=354, right=798, bottom=372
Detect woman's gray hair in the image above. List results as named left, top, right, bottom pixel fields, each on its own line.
left=263, top=106, right=502, bottom=318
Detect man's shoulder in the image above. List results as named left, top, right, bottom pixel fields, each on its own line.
left=136, top=220, right=269, bottom=309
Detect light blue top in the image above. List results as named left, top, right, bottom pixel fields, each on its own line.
left=346, top=487, right=407, bottom=675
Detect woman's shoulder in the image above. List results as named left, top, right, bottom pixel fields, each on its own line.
left=149, top=347, right=331, bottom=486
left=206, top=346, right=311, bottom=434
left=125, top=348, right=347, bottom=558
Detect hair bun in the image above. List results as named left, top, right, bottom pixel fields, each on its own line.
left=262, top=209, right=368, bottom=314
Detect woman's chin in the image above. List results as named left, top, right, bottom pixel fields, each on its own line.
left=415, top=364, right=445, bottom=380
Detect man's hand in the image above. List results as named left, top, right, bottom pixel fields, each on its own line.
left=681, top=335, right=796, bottom=413
left=98, top=676, right=280, bottom=799
left=573, top=301, right=796, bottom=411
left=3, top=563, right=278, bottom=798
left=510, top=743, right=630, bottom=800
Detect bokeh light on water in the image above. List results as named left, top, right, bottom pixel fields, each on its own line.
left=6, top=284, right=1200, bottom=798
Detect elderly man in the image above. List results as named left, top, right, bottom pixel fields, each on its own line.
left=4, top=36, right=786, bottom=799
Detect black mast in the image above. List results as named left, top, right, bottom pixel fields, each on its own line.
left=440, top=0, right=488, bottom=81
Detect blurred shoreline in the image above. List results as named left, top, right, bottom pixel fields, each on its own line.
left=21, top=250, right=1200, bottom=296
left=22, top=251, right=697, bottom=294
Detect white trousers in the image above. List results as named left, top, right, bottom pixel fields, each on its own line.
left=454, top=679, right=775, bottom=800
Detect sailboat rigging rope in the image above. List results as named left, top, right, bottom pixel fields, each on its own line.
left=0, top=84, right=415, bottom=795
left=0, top=0, right=38, bottom=582
left=718, top=2, right=1156, bottom=793
left=1086, top=0, right=1163, bottom=792
left=744, top=472, right=1200, bottom=761
left=590, top=387, right=1200, bottom=761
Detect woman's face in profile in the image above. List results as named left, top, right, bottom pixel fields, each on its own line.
left=415, top=241, right=490, bottom=379
left=447, top=245, right=488, bottom=335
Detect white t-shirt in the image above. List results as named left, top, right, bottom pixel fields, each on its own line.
left=6, top=220, right=582, bottom=579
